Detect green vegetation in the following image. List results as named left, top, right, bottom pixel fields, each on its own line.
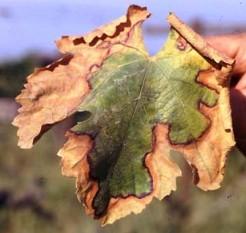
left=0, top=53, right=245, bottom=233
left=0, top=123, right=245, bottom=233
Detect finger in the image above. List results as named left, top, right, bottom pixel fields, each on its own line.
left=235, top=73, right=246, bottom=94
left=230, top=87, right=246, bottom=154
left=206, top=34, right=246, bottom=75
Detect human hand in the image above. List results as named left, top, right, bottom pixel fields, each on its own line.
left=207, top=34, right=246, bottom=154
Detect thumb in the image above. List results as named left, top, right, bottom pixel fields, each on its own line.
left=207, top=34, right=246, bottom=75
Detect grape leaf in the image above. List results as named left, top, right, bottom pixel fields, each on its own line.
left=13, top=5, right=235, bottom=225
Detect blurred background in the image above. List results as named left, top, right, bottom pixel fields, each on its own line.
left=0, top=1, right=246, bottom=233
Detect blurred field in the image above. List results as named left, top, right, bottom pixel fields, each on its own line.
left=0, top=56, right=246, bottom=233
left=1, top=0, right=246, bottom=232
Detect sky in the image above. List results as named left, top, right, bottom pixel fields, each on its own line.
left=1, top=0, right=246, bottom=61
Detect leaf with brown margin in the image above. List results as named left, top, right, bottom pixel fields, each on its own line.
left=14, top=5, right=235, bottom=225
left=57, top=9, right=235, bottom=224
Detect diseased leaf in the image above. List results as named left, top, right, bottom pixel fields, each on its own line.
left=13, top=5, right=235, bottom=225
